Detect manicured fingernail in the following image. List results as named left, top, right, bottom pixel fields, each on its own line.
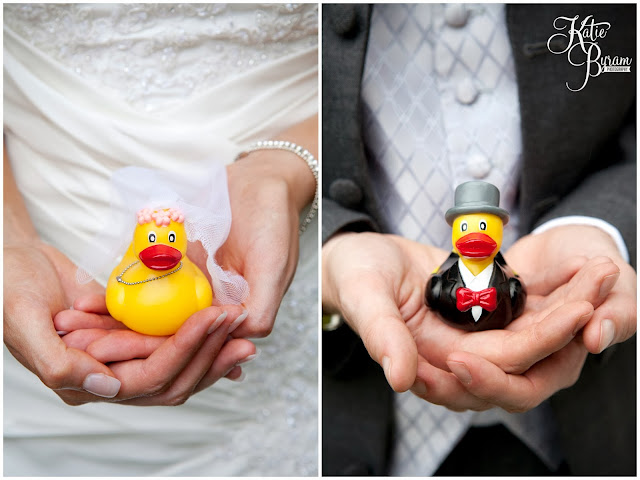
left=82, top=373, right=121, bottom=398
left=208, top=311, right=227, bottom=334
left=225, top=351, right=259, bottom=379
left=237, top=350, right=259, bottom=365
left=599, top=319, right=615, bottom=353
left=599, top=272, right=620, bottom=298
left=230, top=370, right=246, bottom=382
left=447, top=361, right=472, bottom=385
left=382, top=356, right=392, bottom=384
left=56, top=330, right=68, bottom=336
left=228, top=309, right=249, bottom=333
left=411, top=381, right=428, bottom=397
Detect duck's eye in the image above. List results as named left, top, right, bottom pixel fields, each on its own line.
left=460, top=221, right=468, bottom=232
left=479, top=220, right=487, bottom=231
left=148, top=232, right=156, bottom=243
left=168, top=231, right=176, bottom=243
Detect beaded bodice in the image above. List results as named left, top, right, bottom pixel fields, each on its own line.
left=4, top=3, right=318, bottom=114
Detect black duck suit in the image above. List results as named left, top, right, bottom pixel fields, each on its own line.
left=426, top=252, right=526, bottom=331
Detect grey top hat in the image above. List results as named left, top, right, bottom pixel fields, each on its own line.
left=445, top=181, right=510, bottom=226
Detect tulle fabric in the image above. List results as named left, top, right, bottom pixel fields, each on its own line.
left=76, top=165, right=249, bottom=305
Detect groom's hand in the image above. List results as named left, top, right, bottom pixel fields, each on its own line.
left=323, top=229, right=632, bottom=413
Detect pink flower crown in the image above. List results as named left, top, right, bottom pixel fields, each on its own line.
left=137, top=207, right=185, bottom=227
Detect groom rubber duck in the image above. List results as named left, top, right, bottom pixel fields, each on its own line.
left=425, top=181, right=526, bottom=331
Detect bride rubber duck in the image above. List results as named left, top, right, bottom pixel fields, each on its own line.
left=105, top=207, right=213, bottom=336
left=76, top=165, right=248, bottom=337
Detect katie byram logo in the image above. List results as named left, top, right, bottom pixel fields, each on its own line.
left=547, top=15, right=632, bottom=92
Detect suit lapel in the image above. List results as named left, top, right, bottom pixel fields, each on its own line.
left=476, top=261, right=504, bottom=322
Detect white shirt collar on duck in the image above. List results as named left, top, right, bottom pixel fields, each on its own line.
left=457, top=259, right=494, bottom=291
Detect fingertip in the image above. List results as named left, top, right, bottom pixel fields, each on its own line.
left=52, top=309, right=72, bottom=331
left=238, top=339, right=258, bottom=360
left=572, top=301, right=595, bottom=336
left=228, top=306, right=274, bottom=338
left=180, top=305, right=242, bottom=338
left=72, top=297, right=86, bottom=311
left=225, top=366, right=244, bottom=381
left=446, top=351, right=501, bottom=396
left=207, top=311, right=228, bottom=334
left=227, top=309, right=249, bottom=334
left=73, top=294, right=108, bottom=314
left=410, top=379, right=428, bottom=398
left=82, top=373, right=121, bottom=398
left=49, top=347, right=120, bottom=398
left=599, top=271, right=620, bottom=299
left=446, top=350, right=499, bottom=387
left=354, top=310, right=417, bottom=391
left=598, top=318, right=616, bottom=353
left=413, top=357, right=490, bottom=411
left=381, top=343, right=418, bottom=393
left=583, top=317, right=616, bottom=354
left=222, top=338, right=258, bottom=364
left=551, top=299, right=591, bottom=318
left=564, top=258, right=620, bottom=308
left=446, top=360, right=472, bottom=385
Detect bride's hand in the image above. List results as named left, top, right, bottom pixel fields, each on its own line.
left=54, top=295, right=256, bottom=406
left=209, top=115, right=318, bottom=339
left=5, top=148, right=255, bottom=406
left=3, top=241, right=123, bottom=405
left=4, top=150, right=124, bottom=405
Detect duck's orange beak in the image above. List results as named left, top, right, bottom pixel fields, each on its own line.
left=139, top=245, right=182, bottom=270
left=455, top=232, right=497, bottom=258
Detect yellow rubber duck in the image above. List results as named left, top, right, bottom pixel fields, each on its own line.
left=426, top=181, right=526, bottom=331
left=106, top=207, right=213, bottom=336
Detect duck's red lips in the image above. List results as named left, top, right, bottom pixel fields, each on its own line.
left=456, top=232, right=497, bottom=258
left=139, top=245, right=182, bottom=270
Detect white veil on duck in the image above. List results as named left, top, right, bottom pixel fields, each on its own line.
left=76, top=164, right=249, bottom=306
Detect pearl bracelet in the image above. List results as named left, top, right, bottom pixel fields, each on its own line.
left=235, top=140, right=319, bottom=235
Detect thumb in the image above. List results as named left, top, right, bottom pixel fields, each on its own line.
left=340, top=280, right=418, bottom=392
left=19, top=320, right=122, bottom=401
left=62, top=349, right=122, bottom=399
left=35, top=342, right=121, bottom=401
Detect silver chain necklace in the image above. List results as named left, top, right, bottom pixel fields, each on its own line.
left=116, top=260, right=183, bottom=286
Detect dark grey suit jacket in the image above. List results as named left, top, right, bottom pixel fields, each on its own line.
left=322, top=4, right=636, bottom=476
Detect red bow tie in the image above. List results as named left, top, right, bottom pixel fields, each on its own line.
left=456, top=287, right=497, bottom=312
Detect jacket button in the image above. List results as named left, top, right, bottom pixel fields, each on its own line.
left=329, top=179, right=363, bottom=208
left=330, top=5, right=357, bottom=36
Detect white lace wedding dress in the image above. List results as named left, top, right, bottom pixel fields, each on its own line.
left=3, top=4, right=318, bottom=476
